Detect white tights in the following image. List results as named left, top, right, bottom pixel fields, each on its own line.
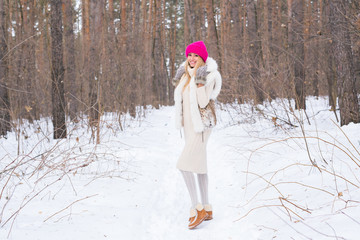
left=180, top=170, right=209, bottom=208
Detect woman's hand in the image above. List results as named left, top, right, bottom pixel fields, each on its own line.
left=195, top=66, right=208, bottom=85
left=197, top=83, right=204, bottom=88
left=172, top=65, right=185, bottom=86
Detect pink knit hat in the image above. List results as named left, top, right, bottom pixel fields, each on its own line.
left=185, top=41, right=208, bottom=62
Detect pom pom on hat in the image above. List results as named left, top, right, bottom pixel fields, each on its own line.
left=185, top=41, right=208, bottom=62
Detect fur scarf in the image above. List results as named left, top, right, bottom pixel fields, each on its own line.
left=174, top=57, right=222, bottom=133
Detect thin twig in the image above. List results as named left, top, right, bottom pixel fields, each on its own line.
left=299, top=220, right=346, bottom=239
left=280, top=197, right=311, bottom=214
left=340, top=211, right=360, bottom=225
left=234, top=204, right=283, bottom=222
left=268, top=208, right=312, bottom=240
left=0, top=32, right=40, bottom=62
left=245, top=171, right=285, bottom=197
left=331, top=119, right=360, bottom=157
left=326, top=222, right=340, bottom=240
left=249, top=136, right=360, bottom=168
left=279, top=197, right=293, bottom=221
left=44, top=194, right=98, bottom=222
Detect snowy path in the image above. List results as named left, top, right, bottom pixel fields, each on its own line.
left=1, top=106, right=253, bottom=240
left=102, top=106, right=258, bottom=239
left=2, top=100, right=360, bottom=239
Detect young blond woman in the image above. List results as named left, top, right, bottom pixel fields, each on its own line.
left=173, top=41, right=222, bottom=229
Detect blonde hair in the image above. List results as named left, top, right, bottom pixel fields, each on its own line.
left=183, top=57, right=206, bottom=92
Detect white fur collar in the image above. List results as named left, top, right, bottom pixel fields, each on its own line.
left=205, top=57, right=218, bottom=73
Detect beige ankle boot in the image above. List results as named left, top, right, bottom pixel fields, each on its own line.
left=188, top=203, right=208, bottom=229
left=188, top=208, right=196, bottom=224
left=204, top=204, right=213, bottom=220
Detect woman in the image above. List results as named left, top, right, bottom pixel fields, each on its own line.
left=173, top=41, right=222, bottom=229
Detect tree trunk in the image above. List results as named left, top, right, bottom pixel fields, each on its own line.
left=63, top=0, right=77, bottom=121
left=81, top=0, right=90, bottom=110
left=127, top=0, right=136, bottom=116
left=15, top=1, right=29, bottom=121
left=311, top=0, right=319, bottom=97
left=289, top=0, right=306, bottom=109
left=259, top=0, right=272, bottom=100
left=0, top=0, right=11, bottom=136
left=89, top=0, right=103, bottom=127
left=50, top=0, right=67, bottom=139
left=152, top=0, right=167, bottom=108
left=329, top=0, right=360, bottom=125
left=220, top=0, right=228, bottom=72
left=246, top=0, right=264, bottom=103
left=230, top=0, right=242, bottom=100
left=106, top=0, right=118, bottom=111
left=184, top=0, right=195, bottom=45
left=144, top=0, right=154, bottom=106
left=193, top=0, right=202, bottom=41
left=121, top=0, right=127, bottom=53
left=321, top=0, right=337, bottom=111
left=139, top=0, right=147, bottom=108
left=350, top=2, right=360, bottom=95
left=169, top=0, right=177, bottom=78
left=205, top=0, right=220, bottom=62
left=23, top=0, right=38, bottom=121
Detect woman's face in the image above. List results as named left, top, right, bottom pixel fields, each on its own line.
left=187, top=53, right=200, bottom=68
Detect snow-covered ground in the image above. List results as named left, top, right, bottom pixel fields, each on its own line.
left=1, top=97, right=360, bottom=239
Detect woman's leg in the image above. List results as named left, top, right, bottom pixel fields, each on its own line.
left=180, top=170, right=198, bottom=208
left=197, top=173, right=209, bottom=205
left=181, top=171, right=209, bottom=228
left=197, top=173, right=213, bottom=220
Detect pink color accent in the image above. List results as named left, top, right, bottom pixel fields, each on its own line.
left=185, top=41, right=208, bottom=62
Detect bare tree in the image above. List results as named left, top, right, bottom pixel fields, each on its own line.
left=63, top=0, right=78, bottom=121
left=168, top=0, right=178, bottom=104
left=0, top=0, right=10, bottom=136
left=329, top=0, right=360, bottom=125
left=0, top=0, right=359, bottom=128
left=50, top=0, right=67, bottom=139
left=289, top=0, right=306, bottom=109
left=89, top=0, right=104, bottom=143
left=246, top=0, right=264, bottom=103
left=151, top=0, right=168, bottom=108
left=205, top=0, right=220, bottom=63
left=258, top=0, right=272, bottom=100
left=321, top=0, right=337, bottom=112
left=184, top=0, right=196, bottom=45
left=81, top=0, right=90, bottom=111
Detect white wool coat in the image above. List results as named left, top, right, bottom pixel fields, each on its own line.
left=174, top=57, right=222, bottom=133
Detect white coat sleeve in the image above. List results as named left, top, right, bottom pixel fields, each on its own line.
left=196, top=80, right=215, bottom=108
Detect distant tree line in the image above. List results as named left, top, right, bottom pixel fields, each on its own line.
left=0, top=0, right=359, bottom=138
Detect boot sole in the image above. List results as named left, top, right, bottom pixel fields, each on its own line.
left=188, top=217, right=206, bottom=229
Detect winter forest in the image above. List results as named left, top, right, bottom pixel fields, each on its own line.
left=1, top=0, right=360, bottom=239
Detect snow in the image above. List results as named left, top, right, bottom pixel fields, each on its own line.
left=1, top=97, right=360, bottom=240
